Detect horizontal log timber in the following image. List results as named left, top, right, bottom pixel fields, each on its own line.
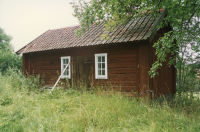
left=108, top=53, right=136, bottom=58
left=31, top=60, right=60, bottom=65
left=108, top=62, right=136, bottom=68
left=109, top=58, right=136, bottom=63
left=30, top=71, right=59, bottom=75
left=108, top=70, right=136, bottom=74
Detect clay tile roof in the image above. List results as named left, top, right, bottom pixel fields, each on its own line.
left=16, top=8, right=168, bottom=54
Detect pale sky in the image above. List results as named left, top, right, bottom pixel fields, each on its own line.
left=0, top=0, right=80, bottom=52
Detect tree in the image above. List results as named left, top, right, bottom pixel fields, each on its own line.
left=0, top=28, right=12, bottom=52
left=0, top=28, right=22, bottom=74
left=71, top=0, right=200, bottom=92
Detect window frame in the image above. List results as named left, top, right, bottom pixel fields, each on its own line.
left=60, top=56, right=71, bottom=79
left=95, top=53, right=108, bottom=79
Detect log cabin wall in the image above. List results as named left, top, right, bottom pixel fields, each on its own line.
left=138, top=43, right=149, bottom=95
left=148, top=27, right=176, bottom=98
left=22, top=53, right=31, bottom=75
left=22, top=42, right=140, bottom=93
left=21, top=27, right=176, bottom=97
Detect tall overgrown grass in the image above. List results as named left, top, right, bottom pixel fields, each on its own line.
left=0, top=69, right=200, bottom=131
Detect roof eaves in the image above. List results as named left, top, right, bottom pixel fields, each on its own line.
left=16, top=30, right=50, bottom=54
left=146, top=8, right=168, bottom=43
left=15, top=46, right=26, bottom=55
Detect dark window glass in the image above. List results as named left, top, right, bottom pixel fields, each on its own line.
left=98, top=63, right=101, bottom=69
left=102, top=56, right=105, bottom=62
left=102, top=63, right=105, bottom=68
left=98, top=56, right=101, bottom=62
left=102, top=70, right=105, bottom=75
left=98, top=70, right=101, bottom=75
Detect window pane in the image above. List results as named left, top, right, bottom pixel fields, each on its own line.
left=98, top=63, right=101, bottom=69
left=98, top=56, right=101, bottom=62
left=98, top=70, right=101, bottom=75
left=102, top=56, right=105, bottom=62
left=63, top=59, right=66, bottom=64
left=63, top=65, right=66, bottom=69
left=102, top=63, right=105, bottom=68
left=64, top=71, right=67, bottom=75
left=66, top=59, right=68, bottom=64
left=102, top=70, right=105, bottom=75
left=64, top=70, right=69, bottom=76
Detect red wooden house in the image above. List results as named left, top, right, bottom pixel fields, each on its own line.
left=16, top=8, right=176, bottom=98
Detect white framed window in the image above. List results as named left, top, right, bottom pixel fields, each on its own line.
left=95, top=53, right=108, bottom=79
left=61, top=56, right=71, bottom=79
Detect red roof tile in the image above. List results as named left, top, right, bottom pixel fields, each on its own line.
left=16, top=8, right=168, bottom=54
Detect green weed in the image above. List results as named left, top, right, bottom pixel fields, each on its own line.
left=0, top=70, right=200, bottom=131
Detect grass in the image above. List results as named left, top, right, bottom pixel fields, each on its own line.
left=0, top=70, right=200, bottom=131
left=186, top=92, right=200, bottom=100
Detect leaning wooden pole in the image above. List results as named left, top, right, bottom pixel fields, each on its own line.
left=50, top=62, right=70, bottom=93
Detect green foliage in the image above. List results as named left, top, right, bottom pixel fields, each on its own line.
left=188, top=59, right=200, bottom=78
left=71, top=0, right=150, bottom=36
left=0, top=70, right=200, bottom=131
left=0, top=28, right=22, bottom=74
left=0, top=51, right=22, bottom=74
left=149, top=31, right=177, bottom=78
left=0, top=28, right=12, bottom=52
left=176, top=58, right=200, bottom=94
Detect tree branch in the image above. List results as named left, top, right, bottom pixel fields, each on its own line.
left=186, top=4, right=200, bottom=26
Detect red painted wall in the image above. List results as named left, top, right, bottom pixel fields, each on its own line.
left=23, top=42, right=140, bottom=93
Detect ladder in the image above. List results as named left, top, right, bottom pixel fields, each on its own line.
left=50, top=62, right=70, bottom=93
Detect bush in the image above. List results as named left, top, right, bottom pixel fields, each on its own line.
left=0, top=51, right=22, bottom=74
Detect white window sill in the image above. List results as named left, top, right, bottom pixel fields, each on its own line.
left=61, top=76, right=70, bottom=79
left=95, top=76, right=107, bottom=79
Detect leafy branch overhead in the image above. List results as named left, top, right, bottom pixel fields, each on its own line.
left=72, top=0, right=200, bottom=79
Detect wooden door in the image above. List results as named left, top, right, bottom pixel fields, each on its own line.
left=71, top=55, right=94, bottom=89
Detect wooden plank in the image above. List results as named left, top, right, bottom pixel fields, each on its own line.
left=109, top=57, right=136, bottom=63
left=172, top=65, right=176, bottom=94
left=108, top=62, right=136, bottom=68
left=31, top=60, right=60, bottom=65
left=30, top=65, right=60, bottom=69
left=29, top=54, right=31, bottom=75
left=150, top=28, right=175, bottom=98
left=139, top=43, right=149, bottom=95
left=107, top=80, right=137, bottom=84
left=22, top=54, right=28, bottom=75
left=50, top=62, right=70, bottom=92
left=109, top=53, right=137, bottom=57
left=108, top=75, right=137, bottom=81
left=108, top=70, right=136, bottom=74
left=30, top=71, right=59, bottom=75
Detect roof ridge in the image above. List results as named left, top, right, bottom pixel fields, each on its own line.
left=50, top=24, right=80, bottom=31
